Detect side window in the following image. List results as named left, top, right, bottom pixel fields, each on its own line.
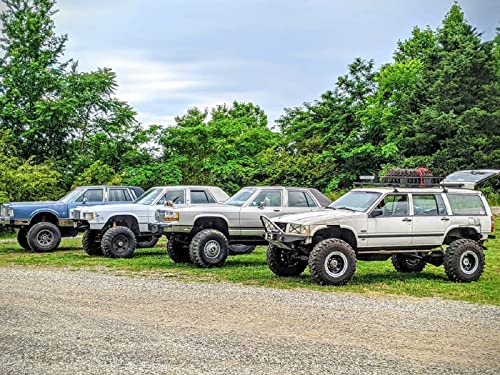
left=76, top=189, right=104, bottom=203
left=447, top=194, right=486, bottom=215
left=412, top=195, right=447, bottom=216
left=304, top=192, right=318, bottom=207
left=375, top=194, right=408, bottom=217
left=190, top=190, right=216, bottom=204
left=288, top=191, right=316, bottom=207
left=250, top=190, right=282, bottom=207
left=109, top=189, right=132, bottom=202
left=157, top=190, right=185, bottom=205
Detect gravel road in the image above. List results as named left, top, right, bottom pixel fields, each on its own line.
left=0, top=268, right=498, bottom=375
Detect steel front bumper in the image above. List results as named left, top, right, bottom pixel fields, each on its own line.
left=0, top=216, right=30, bottom=227
left=0, top=216, right=12, bottom=226
left=260, top=215, right=308, bottom=250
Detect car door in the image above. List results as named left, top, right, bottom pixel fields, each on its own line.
left=106, top=188, right=135, bottom=204
left=240, top=189, right=285, bottom=237
left=411, top=193, right=451, bottom=246
left=286, top=190, right=319, bottom=214
left=67, top=188, right=105, bottom=210
left=366, top=194, right=412, bottom=247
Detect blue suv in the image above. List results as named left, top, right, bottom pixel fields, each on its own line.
left=0, top=186, right=143, bottom=252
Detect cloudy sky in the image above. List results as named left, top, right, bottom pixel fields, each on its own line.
left=48, top=0, right=500, bottom=126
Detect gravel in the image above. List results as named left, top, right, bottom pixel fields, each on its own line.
left=0, top=268, right=498, bottom=374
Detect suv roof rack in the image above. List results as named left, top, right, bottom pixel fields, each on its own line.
left=356, top=175, right=451, bottom=192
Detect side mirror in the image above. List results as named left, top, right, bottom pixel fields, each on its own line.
left=82, top=197, right=88, bottom=205
left=164, top=200, right=174, bottom=207
left=258, top=201, right=267, bottom=209
left=369, top=209, right=383, bottom=218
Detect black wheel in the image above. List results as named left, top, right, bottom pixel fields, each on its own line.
left=308, top=238, right=356, bottom=286
left=167, top=236, right=192, bottom=263
left=391, top=254, right=426, bottom=273
left=16, top=228, right=30, bottom=250
left=82, top=229, right=102, bottom=256
left=444, top=239, right=485, bottom=282
left=26, top=222, right=62, bottom=252
left=228, top=244, right=256, bottom=255
left=267, top=245, right=307, bottom=276
left=137, top=236, right=160, bottom=248
left=189, top=229, right=228, bottom=268
left=101, top=226, right=137, bottom=258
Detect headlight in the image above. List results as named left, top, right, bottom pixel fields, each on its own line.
left=7, top=208, right=14, bottom=217
left=161, top=211, right=179, bottom=222
left=287, top=223, right=311, bottom=236
left=83, top=212, right=95, bottom=220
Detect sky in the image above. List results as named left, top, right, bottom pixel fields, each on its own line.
left=32, top=0, right=500, bottom=125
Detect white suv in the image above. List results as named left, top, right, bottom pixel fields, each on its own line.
left=262, top=184, right=496, bottom=286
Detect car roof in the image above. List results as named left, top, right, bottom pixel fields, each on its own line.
left=352, top=187, right=482, bottom=194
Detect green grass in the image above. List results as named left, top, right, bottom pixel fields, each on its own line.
left=0, top=218, right=498, bottom=305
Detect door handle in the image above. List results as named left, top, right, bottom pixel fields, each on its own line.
left=441, top=217, right=450, bottom=221
left=402, top=218, right=412, bottom=222
left=273, top=209, right=281, bottom=212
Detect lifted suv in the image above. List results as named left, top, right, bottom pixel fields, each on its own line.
left=71, top=186, right=228, bottom=258
left=151, top=186, right=331, bottom=268
left=262, top=174, right=496, bottom=286
left=0, top=186, right=143, bottom=252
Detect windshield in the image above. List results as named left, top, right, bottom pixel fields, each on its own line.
left=444, top=171, right=498, bottom=183
left=329, top=191, right=382, bottom=212
left=59, top=187, right=85, bottom=203
left=225, top=188, right=256, bottom=206
left=135, top=188, right=164, bottom=205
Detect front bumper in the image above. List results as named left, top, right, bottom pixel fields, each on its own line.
left=148, top=222, right=173, bottom=235
left=0, top=216, right=30, bottom=227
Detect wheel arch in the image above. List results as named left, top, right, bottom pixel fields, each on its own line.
left=192, top=215, right=230, bottom=237
left=443, top=226, right=481, bottom=245
left=312, top=225, right=358, bottom=250
left=30, top=211, right=59, bottom=226
left=104, top=215, right=140, bottom=234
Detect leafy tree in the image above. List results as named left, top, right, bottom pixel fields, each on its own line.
left=160, top=102, right=278, bottom=193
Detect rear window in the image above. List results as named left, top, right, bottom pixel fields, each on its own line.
left=447, top=194, right=486, bottom=215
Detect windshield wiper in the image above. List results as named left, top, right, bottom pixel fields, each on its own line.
left=335, top=206, right=356, bottom=212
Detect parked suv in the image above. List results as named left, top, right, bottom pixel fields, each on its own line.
left=0, top=186, right=143, bottom=252
left=262, top=177, right=496, bottom=286
left=71, top=186, right=228, bottom=258
left=151, top=186, right=331, bottom=267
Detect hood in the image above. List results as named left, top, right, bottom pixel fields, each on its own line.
left=273, top=209, right=364, bottom=225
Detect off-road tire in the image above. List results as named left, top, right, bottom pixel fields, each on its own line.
left=189, top=229, right=228, bottom=268
left=167, top=236, right=192, bottom=263
left=308, top=238, right=356, bottom=286
left=101, top=226, right=137, bottom=258
left=16, top=228, right=30, bottom=250
left=267, top=245, right=307, bottom=276
left=228, top=244, right=256, bottom=255
left=391, top=254, right=426, bottom=273
left=444, top=239, right=485, bottom=282
left=82, top=229, right=102, bottom=256
left=26, top=222, right=62, bottom=253
left=137, top=236, right=160, bottom=248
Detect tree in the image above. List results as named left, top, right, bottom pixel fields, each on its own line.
left=160, top=102, right=278, bottom=193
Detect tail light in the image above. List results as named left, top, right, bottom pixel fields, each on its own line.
left=491, top=216, right=495, bottom=233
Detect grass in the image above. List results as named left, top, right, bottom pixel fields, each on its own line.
left=0, top=217, right=498, bottom=306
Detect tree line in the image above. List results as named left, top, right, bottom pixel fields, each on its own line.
left=0, top=0, right=498, bottom=203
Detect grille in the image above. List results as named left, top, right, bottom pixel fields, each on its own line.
left=72, top=210, right=81, bottom=220
left=1, top=206, right=8, bottom=216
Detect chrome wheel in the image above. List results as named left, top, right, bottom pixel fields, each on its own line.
left=37, top=230, right=54, bottom=246
left=460, top=250, right=479, bottom=275
left=324, top=251, right=348, bottom=278
left=203, top=240, right=221, bottom=259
